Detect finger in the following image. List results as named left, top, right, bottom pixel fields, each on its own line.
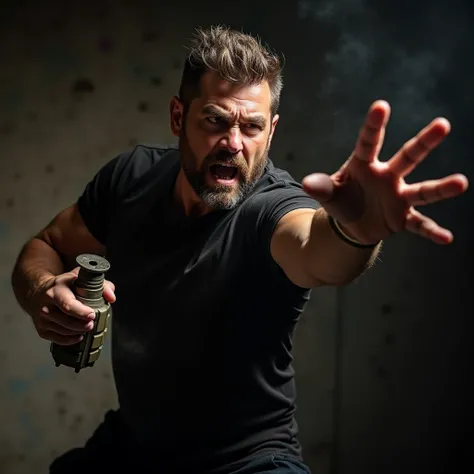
left=70, top=266, right=80, bottom=276
left=40, top=331, right=83, bottom=346
left=103, top=280, right=116, bottom=303
left=352, top=100, right=391, bottom=163
left=41, top=318, right=89, bottom=336
left=402, top=174, right=469, bottom=206
left=405, top=208, right=453, bottom=244
left=49, top=285, right=95, bottom=320
left=55, top=270, right=79, bottom=283
left=302, top=173, right=335, bottom=203
left=388, top=118, right=450, bottom=178
left=41, top=306, right=94, bottom=332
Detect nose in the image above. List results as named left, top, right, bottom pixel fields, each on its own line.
left=220, top=127, right=243, bottom=154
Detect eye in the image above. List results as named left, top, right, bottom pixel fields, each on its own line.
left=243, top=123, right=263, bottom=132
left=206, top=116, right=221, bottom=124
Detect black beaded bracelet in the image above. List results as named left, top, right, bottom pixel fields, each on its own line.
left=328, top=215, right=380, bottom=249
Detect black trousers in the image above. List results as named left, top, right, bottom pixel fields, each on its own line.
left=50, top=410, right=311, bottom=474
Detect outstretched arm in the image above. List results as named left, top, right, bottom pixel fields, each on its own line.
left=271, top=100, right=468, bottom=288
left=271, top=207, right=381, bottom=287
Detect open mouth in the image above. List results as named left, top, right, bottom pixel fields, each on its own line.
left=209, top=163, right=238, bottom=184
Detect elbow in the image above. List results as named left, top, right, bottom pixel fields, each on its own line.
left=311, top=274, right=361, bottom=288
left=307, top=264, right=370, bottom=287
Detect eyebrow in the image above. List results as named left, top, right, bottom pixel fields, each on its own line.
left=201, top=105, right=267, bottom=128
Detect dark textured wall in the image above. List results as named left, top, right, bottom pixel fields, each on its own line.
left=0, top=1, right=472, bottom=473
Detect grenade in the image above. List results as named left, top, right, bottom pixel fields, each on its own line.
left=50, top=254, right=112, bottom=373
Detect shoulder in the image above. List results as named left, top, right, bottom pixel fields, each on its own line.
left=98, top=144, right=179, bottom=197
left=78, top=143, right=179, bottom=210
left=263, top=160, right=301, bottom=186
left=233, top=160, right=319, bottom=257
left=111, top=143, right=178, bottom=182
left=76, top=144, right=179, bottom=245
left=242, top=160, right=320, bottom=216
left=128, top=143, right=178, bottom=166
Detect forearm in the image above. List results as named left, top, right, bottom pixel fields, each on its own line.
left=11, top=237, right=65, bottom=317
left=303, top=208, right=382, bottom=286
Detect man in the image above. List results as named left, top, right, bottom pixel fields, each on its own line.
left=11, top=25, right=468, bottom=474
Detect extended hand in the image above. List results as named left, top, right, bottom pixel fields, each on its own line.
left=302, top=100, right=469, bottom=245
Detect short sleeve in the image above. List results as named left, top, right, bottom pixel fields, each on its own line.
left=76, top=151, right=133, bottom=245
left=246, top=181, right=321, bottom=258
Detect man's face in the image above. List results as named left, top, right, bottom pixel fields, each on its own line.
left=170, top=71, right=279, bottom=210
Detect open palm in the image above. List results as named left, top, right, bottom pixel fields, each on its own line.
left=302, top=100, right=469, bottom=245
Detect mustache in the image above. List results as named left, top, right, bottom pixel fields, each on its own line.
left=204, top=151, right=243, bottom=167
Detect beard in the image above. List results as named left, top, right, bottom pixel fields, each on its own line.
left=179, top=134, right=270, bottom=211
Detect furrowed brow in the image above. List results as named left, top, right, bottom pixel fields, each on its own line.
left=246, top=115, right=267, bottom=129
left=201, top=105, right=232, bottom=121
left=201, top=105, right=267, bottom=128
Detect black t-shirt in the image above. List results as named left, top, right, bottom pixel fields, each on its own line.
left=77, top=144, right=320, bottom=472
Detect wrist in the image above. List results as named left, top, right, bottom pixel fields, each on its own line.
left=328, top=215, right=380, bottom=249
left=336, top=221, right=359, bottom=241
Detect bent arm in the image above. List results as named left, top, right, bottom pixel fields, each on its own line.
left=270, top=207, right=382, bottom=288
left=11, top=203, right=105, bottom=317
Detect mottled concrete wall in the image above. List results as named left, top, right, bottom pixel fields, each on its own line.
left=1, top=1, right=472, bottom=474
left=0, top=2, right=337, bottom=473
left=0, top=4, right=181, bottom=473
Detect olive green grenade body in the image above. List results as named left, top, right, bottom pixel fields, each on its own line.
left=50, top=254, right=112, bottom=373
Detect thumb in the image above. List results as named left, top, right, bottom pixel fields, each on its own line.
left=302, top=173, right=335, bottom=203
left=70, top=266, right=80, bottom=277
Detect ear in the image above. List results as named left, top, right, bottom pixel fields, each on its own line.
left=169, top=96, right=184, bottom=136
left=268, top=114, right=279, bottom=147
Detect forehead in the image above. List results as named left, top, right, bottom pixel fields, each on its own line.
left=193, top=71, right=272, bottom=115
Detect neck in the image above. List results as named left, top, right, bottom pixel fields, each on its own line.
left=173, top=168, right=211, bottom=217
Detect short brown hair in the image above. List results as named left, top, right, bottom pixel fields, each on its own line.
left=178, top=25, right=283, bottom=116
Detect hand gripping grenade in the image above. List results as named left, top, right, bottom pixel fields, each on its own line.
left=50, top=254, right=112, bottom=373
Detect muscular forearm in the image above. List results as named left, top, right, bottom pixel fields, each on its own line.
left=11, top=237, right=64, bottom=317
left=303, top=208, right=382, bottom=286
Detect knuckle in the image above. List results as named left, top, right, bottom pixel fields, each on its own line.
left=419, top=185, right=428, bottom=202
left=415, top=134, right=431, bottom=151
left=60, top=301, right=72, bottom=313
left=359, top=139, right=373, bottom=150
left=401, top=146, right=417, bottom=163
